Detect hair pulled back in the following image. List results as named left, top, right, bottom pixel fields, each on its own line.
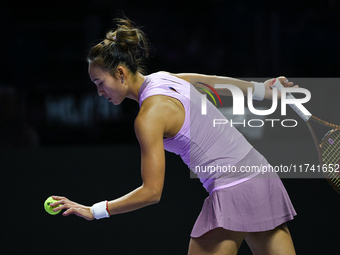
left=87, top=17, right=149, bottom=76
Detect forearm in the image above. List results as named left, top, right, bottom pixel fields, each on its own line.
left=107, top=185, right=160, bottom=215
left=170, top=73, right=254, bottom=96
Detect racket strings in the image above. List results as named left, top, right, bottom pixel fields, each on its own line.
left=321, top=130, right=340, bottom=187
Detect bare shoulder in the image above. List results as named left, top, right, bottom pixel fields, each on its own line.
left=135, top=96, right=169, bottom=134
left=137, top=96, right=169, bottom=119
left=136, top=95, right=185, bottom=139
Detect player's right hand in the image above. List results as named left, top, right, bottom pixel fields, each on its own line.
left=50, top=196, right=94, bottom=221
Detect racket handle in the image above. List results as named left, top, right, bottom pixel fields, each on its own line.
left=270, top=79, right=311, bottom=122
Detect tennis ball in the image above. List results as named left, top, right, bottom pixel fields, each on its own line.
left=44, top=196, right=61, bottom=215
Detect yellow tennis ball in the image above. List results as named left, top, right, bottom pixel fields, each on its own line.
left=44, top=196, right=61, bottom=215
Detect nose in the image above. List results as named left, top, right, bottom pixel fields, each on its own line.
left=98, top=89, right=105, bottom=97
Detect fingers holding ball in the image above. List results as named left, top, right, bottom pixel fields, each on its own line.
left=44, top=196, right=62, bottom=215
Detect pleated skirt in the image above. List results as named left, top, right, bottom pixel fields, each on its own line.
left=191, top=171, right=296, bottom=238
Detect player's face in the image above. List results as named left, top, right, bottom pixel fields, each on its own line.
left=88, top=62, right=126, bottom=105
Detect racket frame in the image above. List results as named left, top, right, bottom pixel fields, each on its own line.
left=270, top=79, right=340, bottom=194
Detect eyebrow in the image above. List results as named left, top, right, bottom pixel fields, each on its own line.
left=92, top=78, right=99, bottom=82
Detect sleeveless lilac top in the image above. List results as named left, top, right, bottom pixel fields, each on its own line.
left=138, top=72, right=255, bottom=190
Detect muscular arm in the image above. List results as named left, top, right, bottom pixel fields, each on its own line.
left=161, top=72, right=295, bottom=100
left=169, top=72, right=254, bottom=96
left=106, top=99, right=167, bottom=215
left=50, top=96, right=182, bottom=220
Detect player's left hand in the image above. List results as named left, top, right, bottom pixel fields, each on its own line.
left=50, top=196, right=94, bottom=221
left=263, top=76, right=298, bottom=100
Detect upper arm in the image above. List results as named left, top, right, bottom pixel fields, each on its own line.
left=134, top=103, right=166, bottom=197
left=162, top=72, right=253, bottom=96
left=159, top=71, right=217, bottom=93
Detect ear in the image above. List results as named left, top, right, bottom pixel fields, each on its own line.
left=116, top=65, right=126, bottom=80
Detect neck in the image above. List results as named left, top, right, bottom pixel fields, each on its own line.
left=126, top=72, right=145, bottom=102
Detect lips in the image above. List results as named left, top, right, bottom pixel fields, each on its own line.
left=104, top=96, right=112, bottom=102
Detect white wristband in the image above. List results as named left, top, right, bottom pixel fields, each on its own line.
left=251, top=82, right=265, bottom=101
left=91, top=201, right=110, bottom=220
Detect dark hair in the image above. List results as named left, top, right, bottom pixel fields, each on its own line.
left=87, top=17, right=149, bottom=77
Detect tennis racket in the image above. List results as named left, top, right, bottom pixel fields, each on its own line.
left=270, top=78, right=340, bottom=194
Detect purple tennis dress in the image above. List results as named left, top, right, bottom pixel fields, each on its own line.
left=138, top=72, right=296, bottom=237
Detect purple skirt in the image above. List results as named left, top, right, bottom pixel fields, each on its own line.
left=191, top=171, right=296, bottom=238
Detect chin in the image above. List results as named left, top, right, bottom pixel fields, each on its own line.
left=111, top=99, right=123, bottom=105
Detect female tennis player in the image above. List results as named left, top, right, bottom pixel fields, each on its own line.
left=51, top=18, right=297, bottom=255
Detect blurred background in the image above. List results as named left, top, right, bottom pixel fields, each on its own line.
left=1, top=0, right=340, bottom=254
